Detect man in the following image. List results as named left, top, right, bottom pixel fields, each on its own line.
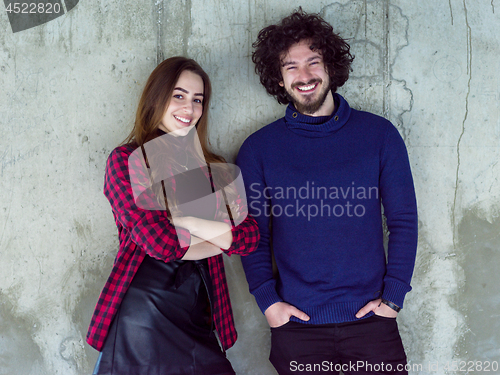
left=236, top=9, right=418, bottom=375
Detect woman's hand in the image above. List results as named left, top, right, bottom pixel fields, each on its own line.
left=181, top=235, right=223, bottom=260
left=171, top=216, right=233, bottom=250
left=226, top=199, right=243, bottom=222
left=171, top=216, right=194, bottom=231
left=216, top=194, right=246, bottom=223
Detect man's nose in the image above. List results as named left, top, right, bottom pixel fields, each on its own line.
left=297, top=66, right=314, bottom=82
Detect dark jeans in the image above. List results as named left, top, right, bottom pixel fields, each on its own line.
left=269, top=315, right=408, bottom=375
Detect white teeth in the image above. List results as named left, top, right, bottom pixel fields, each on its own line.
left=297, top=84, right=316, bottom=91
left=174, top=115, right=190, bottom=123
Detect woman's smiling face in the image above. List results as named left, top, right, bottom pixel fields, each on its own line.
left=159, top=70, right=205, bottom=137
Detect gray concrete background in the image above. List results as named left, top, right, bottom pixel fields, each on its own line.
left=0, top=1, right=499, bottom=374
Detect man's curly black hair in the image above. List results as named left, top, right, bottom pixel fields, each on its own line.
left=252, top=9, right=354, bottom=105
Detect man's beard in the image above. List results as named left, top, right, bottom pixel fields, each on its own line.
left=288, top=79, right=331, bottom=115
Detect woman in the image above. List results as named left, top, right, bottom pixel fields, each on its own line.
left=87, top=57, right=260, bottom=375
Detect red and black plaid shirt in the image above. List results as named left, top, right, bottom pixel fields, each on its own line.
left=86, top=145, right=260, bottom=351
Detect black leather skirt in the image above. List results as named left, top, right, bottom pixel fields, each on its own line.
left=93, top=255, right=235, bottom=375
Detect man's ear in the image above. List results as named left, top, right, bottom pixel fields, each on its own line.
left=279, top=81, right=284, bottom=87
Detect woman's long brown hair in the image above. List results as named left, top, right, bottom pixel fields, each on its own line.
left=122, top=56, right=224, bottom=165
left=122, top=57, right=240, bottom=220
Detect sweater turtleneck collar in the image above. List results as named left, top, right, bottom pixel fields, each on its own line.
left=284, top=93, right=351, bottom=137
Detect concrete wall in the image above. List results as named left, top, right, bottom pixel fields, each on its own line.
left=0, top=0, right=499, bottom=374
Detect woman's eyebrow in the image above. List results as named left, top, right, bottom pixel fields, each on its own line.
left=174, top=87, right=204, bottom=96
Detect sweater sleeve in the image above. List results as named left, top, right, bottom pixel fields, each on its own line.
left=236, top=138, right=283, bottom=314
left=104, top=147, right=191, bottom=261
left=379, top=125, right=418, bottom=308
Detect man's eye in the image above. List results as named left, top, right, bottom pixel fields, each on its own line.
left=286, top=66, right=296, bottom=71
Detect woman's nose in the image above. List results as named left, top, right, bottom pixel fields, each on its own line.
left=183, top=101, right=194, bottom=114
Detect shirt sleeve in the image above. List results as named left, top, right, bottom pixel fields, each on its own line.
left=236, top=138, right=283, bottom=314
left=104, top=146, right=191, bottom=261
left=223, top=213, right=260, bottom=256
left=379, top=125, right=418, bottom=308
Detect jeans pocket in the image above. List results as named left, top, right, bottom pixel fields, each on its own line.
left=270, top=320, right=293, bottom=330
left=372, top=313, right=397, bottom=321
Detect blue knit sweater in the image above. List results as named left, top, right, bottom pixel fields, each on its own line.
left=236, top=94, right=418, bottom=324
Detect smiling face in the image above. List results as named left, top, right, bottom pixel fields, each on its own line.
left=279, top=40, right=334, bottom=116
left=159, top=70, right=204, bottom=137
